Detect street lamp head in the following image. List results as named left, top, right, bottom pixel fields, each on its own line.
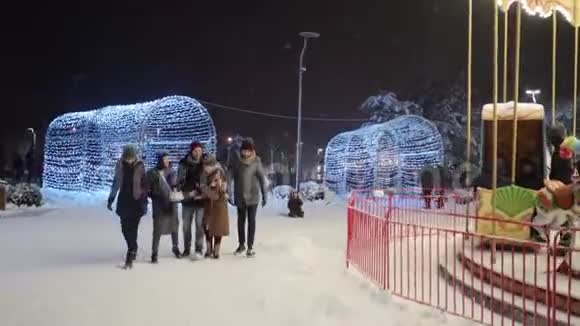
left=299, top=32, right=320, bottom=39
left=525, top=89, right=541, bottom=95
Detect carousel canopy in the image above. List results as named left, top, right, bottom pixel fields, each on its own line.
left=498, top=0, right=580, bottom=26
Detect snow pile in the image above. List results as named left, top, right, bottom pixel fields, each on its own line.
left=272, top=185, right=293, bottom=200
left=272, top=181, right=328, bottom=201
left=300, top=181, right=326, bottom=201
left=42, top=188, right=108, bottom=208
left=0, top=200, right=469, bottom=326
left=7, top=183, right=43, bottom=207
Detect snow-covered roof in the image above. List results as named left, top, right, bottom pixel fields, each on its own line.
left=481, top=102, right=544, bottom=121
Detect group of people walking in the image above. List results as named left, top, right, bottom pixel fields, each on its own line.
left=107, top=139, right=267, bottom=269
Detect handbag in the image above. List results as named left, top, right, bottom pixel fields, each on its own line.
left=158, top=170, right=184, bottom=202
left=169, top=191, right=184, bottom=202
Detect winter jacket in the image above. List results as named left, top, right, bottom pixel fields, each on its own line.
left=288, top=197, right=303, bottom=214
left=227, top=154, right=267, bottom=207
left=202, top=160, right=229, bottom=237
left=147, top=164, right=179, bottom=236
left=108, top=160, right=148, bottom=218
left=548, top=124, right=573, bottom=184
left=177, top=154, right=204, bottom=207
left=550, top=147, right=572, bottom=184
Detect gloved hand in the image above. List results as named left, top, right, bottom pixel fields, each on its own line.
left=107, top=198, right=113, bottom=211
left=262, top=197, right=267, bottom=207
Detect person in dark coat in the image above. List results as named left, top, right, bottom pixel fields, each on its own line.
left=419, top=165, right=447, bottom=209
left=227, top=139, right=267, bottom=257
left=516, top=158, right=543, bottom=190
left=474, top=157, right=511, bottom=190
left=548, top=124, right=573, bottom=184
left=177, top=141, right=205, bottom=259
left=200, top=155, right=229, bottom=259
left=147, top=152, right=181, bottom=264
left=107, top=145, right=148, bottom=269
left=287, top=191, right=304, bottom=218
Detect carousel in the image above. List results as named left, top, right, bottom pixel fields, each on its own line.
left=453, top=0, right=580, bottom=322
left=459, top=0, right=580, bottom=271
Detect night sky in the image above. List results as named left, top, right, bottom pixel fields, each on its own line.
left=1, top=0, right=578, bottom=159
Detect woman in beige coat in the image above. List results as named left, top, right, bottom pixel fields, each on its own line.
left=201, top=155, right=229, bottom=259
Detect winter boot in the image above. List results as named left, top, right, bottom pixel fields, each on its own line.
left=151, top=253, right=158, bottom=264
left=123, top=251, right=136, bottom=269
left=213, top=243, right=221, bottom=259
left=246, top=248, right=255, bottom=258
left=172, top=247, right=182, bottom=259
left=234, top=244, right=246, bottom=255
left=193, top=244, right=204, bottom=260
left=205, top=239, right=213, bottom=258
left=182, top=248, right=191, bottom=257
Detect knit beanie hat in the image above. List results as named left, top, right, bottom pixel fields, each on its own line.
left=121, top=144, right=138, bottom=161
left=240, top=139, right=254, bottom=152
left=190, top=141, right=204, bottom=151
left=156, top=151, right=170, bottom=168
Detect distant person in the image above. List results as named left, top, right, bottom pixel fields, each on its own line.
left=287, top=191, right=304, bottom=218
left=474, top=157, right=510, bottom=190
left=147, top=152, right=182, bottom=264
left=228, top=139, right=267, bottom=257
left=177, top=141, right=205, bottom=259
left=200, top=155, right=229, bottom=259
left=517, top=158, right=543, bottom=190
left=107, top=145, right=148, bottom=269
left=419, top=165, right=447, bottom=209
left=548, top=124, right=573, bottom=184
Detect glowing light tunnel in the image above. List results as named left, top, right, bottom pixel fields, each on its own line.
left=324, top=115, right=444, bottom=193
left=43, top=95, right=217, bottom=191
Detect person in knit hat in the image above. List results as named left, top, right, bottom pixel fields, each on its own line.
left=227, top=138, right=267, bottom=257
left=107, top=144, right=148, bottom=269
left=177, top=141, right=206, bottom=259
left=146, top=151, right=181, bottom=263
left=200, top=154, right=230, bottom=259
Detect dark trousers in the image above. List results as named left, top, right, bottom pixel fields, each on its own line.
left=422, top=189, right=444, bottom=209
left=152, top=232, right=178, bottom=254
left=120, top=216, right=142, bottom=254
left=237, top=205, right=257, bottom=249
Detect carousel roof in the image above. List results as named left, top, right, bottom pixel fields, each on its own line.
left=497, top=0, right=580, bottom=26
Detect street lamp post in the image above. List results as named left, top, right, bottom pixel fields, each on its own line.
left=525, top=89, right=541, bottom=103
left=295, top=31, right=320, bottom=191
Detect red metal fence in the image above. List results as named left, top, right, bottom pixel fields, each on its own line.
left=346, top=191, right=580, bottom=326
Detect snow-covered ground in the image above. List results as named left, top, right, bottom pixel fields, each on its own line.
left=0, top=192, right=472, bottom=326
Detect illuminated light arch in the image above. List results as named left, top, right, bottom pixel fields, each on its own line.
left=324, top=115, right=444, bottom=193
left=43, top=95, right=217, bottom=191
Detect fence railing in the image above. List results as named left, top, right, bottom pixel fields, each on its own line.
left=346, top=191, right=580, bottom=326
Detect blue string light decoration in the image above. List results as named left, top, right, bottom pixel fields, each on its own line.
left=43, top=95, right=217, bottom=191
left=324, top=115, right=444, bottom=193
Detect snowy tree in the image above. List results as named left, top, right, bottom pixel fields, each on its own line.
left=7, top=183, right=43, bottom=207
left=360, top=79, right=480, bottom=170
left=413, top=78, right=481, bottom=169
left=545, top=99, right=576, bottom=135
left=359, top=91, right=422, bottom=126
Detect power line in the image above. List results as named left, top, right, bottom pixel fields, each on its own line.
left=198, top=100, right=367, bottom=122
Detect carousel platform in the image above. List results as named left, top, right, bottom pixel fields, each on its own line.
left=439, top=245, right=580, bottom=325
